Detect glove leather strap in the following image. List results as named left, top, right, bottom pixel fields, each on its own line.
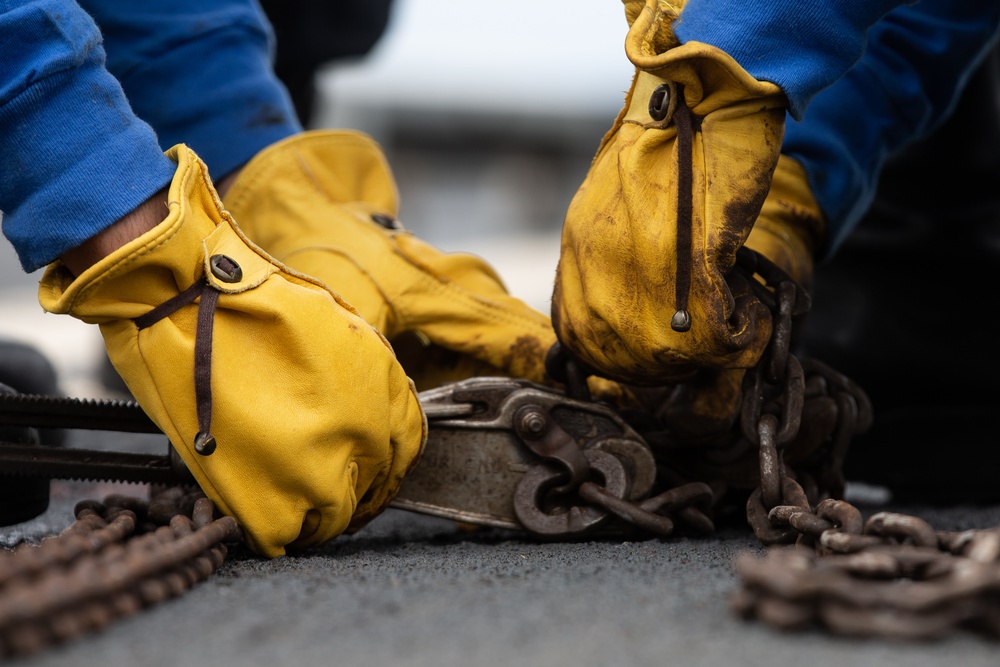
left=134, top=278, right=220, bottom=454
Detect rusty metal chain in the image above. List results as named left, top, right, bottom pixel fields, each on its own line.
left=732, top=519, right=1000, bottom=639
left=0, top=487, right=241, bottom=659
left=577, top=480, right=716, bottom=536
left=398, top=377, right=715, bottom=540
left=508, top=389, right=716, bottom=540
left=495, top=249, right=872, bottom=546
left=739, top=273, right=872, bottom=546
left=539, top=246, right=1000, bottom=640
left=727, top=249, right=1000, bottom=639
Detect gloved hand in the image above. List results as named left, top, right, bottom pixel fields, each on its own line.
left=220, top=130, right=561, bottom=391
left=553, top=0, right=789, bottom=386
left=743, top=155, right=823, bottom=290
left=38, top=145, right=427, bottom=558
left=649, top=154, right=824, bottom=437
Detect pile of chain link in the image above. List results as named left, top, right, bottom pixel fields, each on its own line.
left=717, top=250, right=1000, bottom=639
left=0, top=486, right=241, bottom=659
left=732, top=511, right=1000, bottom=639
left=540, top=247, right=1000, bottom=640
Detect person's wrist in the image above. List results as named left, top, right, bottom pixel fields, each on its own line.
left=215, top=166, right=244, bottom=198
left=60, top=188, right=168, bottom=278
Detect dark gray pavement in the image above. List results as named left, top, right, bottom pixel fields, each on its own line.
left=2, top=428, right=1000, bottom=667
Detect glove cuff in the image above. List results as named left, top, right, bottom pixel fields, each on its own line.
left=625, top=0, right=784, bottom=109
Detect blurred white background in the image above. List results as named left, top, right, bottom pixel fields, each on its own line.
left=0, top=0, right=634, bottom=397
left=312, top=0, right=634, bottom=304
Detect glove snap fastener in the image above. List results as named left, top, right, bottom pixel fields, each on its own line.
left=194, top=431, right=217, bottom=456
left=371, top=213, right=403, bottom=231
left=209, top=254, right=243, bottom=283
left=671, top=309, right=691, bottom=332
left=648, top=83, right=675, bottom=122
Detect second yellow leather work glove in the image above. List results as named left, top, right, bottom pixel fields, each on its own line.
left=744, top=155, right=822, bottom=290
left=553, top=0, right=790, bottom=386
left=38, top=145, right=427, bottom=558
left=222, top=130, right=560, bottom=391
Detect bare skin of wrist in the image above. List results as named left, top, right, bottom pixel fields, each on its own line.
left=60, top=189, right=168, bottom=278
left=215, top=169, right=240, bottom=198
left=59, top=166, right=244, bottom=279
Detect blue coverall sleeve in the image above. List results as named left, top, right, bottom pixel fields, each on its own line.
left=78, top=0, right=302, bottom=181
left=0, top=0, right=176, bottom=272
left=674, top=0, right=913, bottom=117
left=677, top=0, right=1000, bottom=256
left=782, top=0, right=1000, bottom=254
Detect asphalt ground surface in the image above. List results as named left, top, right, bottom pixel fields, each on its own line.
left=0, top=429, right=998, bottom=667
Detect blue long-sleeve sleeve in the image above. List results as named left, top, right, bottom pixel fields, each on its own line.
left=675, top=0, right=912, bottom=118
left=0, top=0, right=300, bottom=272
left=782, top=0, right=1000, bottom=254
left=0, top=0, right=176, bottom=272
left=78, top=0, right=301, bottom=181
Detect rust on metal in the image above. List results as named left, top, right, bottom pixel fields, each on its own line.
left=0, top=488, right=240, bottom=659
left=722, top=248, right=1000, bottom=640
left=390, top=378, right=656, bottom=529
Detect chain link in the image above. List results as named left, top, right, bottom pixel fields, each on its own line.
left=0, top=487, right=240, bottom=659
left=529, top=250, right=877, bottom=552
left=726, top=250, right=1000, bottom=639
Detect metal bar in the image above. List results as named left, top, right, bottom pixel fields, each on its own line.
left=0, top=442, right=180, bottom=485
left=0, top=394, right=159, bottom=433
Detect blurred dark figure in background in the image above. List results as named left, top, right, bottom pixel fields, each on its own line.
left=258, top=0, right=395, bottom=125
left=803, top=44, right=1000, bottom=504
left=0, top=341, right=59, bottom=398
left=0, top=340, right=64, bottom=525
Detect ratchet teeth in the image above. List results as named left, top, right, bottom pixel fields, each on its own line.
left=0, top=393, right=159, bottom=433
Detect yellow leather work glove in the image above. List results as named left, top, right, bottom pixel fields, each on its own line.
left=646, top=155, right=824, bottom=438
left=221, top=130, right=560, bottom=391
left=553, top=0, right=788, bottom=386
left=38, top=145, right=427, bottom=558
left=744, top=155, right=823, bottom=290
